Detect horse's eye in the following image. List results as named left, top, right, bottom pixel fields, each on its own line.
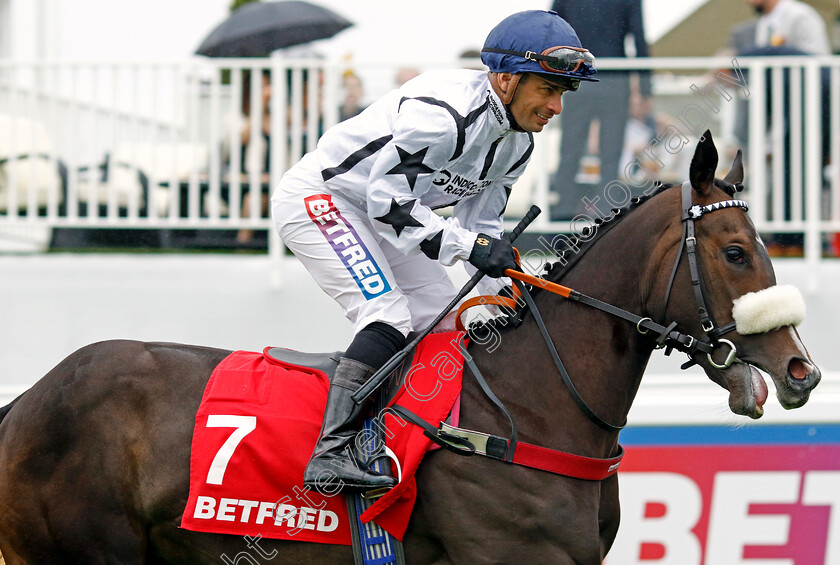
left=725, top=246, right=745, bottom=264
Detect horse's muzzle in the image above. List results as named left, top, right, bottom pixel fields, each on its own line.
left=778, top=357, right=821, bottom=409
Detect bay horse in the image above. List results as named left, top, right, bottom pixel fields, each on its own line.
left=0, top=132, right=821, bottom=564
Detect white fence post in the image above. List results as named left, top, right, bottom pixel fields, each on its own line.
left=804, top=60, right=823, bottom=292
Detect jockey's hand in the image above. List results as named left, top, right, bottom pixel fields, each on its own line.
left=468, top=233, right=518, bottom=278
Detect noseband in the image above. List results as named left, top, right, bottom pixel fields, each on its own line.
left=660, top=182, right=750, bottom=369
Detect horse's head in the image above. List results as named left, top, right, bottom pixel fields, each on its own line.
left=654, top=131, right=820, bottom=419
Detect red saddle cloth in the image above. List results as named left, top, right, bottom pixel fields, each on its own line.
left=180, top=331, right=465, bottom=544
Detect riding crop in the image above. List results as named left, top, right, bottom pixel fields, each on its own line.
left=351, top=205, right=541, bottom=404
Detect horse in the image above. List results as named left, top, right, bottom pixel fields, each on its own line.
left=0, top=132, right=821, bottom=564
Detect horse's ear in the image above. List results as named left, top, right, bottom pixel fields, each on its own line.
left=689, top=129, right=718, bottom=197
left=722, top=149, right=744, bottom=189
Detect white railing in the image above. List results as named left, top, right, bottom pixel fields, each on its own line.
left=0, top=57, right=340, bottom=230
left=1, top=56, right=839, bottom=269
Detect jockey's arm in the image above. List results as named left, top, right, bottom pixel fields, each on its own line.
left=366, top=99, right=478, bottom=266
left=452, top=181, right=513, bottom=297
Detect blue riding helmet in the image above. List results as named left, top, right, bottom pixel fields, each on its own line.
left=481, top=10, right=598, bottom=93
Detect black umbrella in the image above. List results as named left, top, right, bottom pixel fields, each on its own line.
left=196, top=1, right=353, bottom=57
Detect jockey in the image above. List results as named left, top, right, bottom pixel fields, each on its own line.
left=271, top=10, right=597, bottom=492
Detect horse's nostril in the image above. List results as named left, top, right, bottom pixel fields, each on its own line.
left=789, top=358, right=811, bottom=380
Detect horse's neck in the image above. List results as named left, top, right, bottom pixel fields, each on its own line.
left=464, top=199, right=673, bottom=458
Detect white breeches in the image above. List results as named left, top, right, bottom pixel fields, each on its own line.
left=272, top=181, right=459, bottom=337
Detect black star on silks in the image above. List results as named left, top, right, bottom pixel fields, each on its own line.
left=374, top=199, right=425, bottom=237
left=386, top=145, right=434, bottom=191
left=420, top=230, right=443, bottom=260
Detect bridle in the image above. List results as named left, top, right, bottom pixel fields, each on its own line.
left=459, top=181, right=752, bottom=432
left=659, top=182, right=750, bottom=370
left=393, top=182, right=753, bottom=479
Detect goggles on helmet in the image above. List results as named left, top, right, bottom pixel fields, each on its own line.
left=481, top=46, right=597, bottom=80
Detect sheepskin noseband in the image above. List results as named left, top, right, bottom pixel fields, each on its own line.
left=731, top=285, right=805, bottom=334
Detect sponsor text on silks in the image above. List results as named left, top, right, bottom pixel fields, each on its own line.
left=305, top=194, right=392, bottom=300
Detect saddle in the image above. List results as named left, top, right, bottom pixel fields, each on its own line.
left=180, top=332, right=466, bottom=559
left=183, top=326, right=623, bottom=560
left=263, top=347, right=343, bottom=381
left=264, top=344, right=414, bottom=409
left=264, top=347, right=411, bottom=564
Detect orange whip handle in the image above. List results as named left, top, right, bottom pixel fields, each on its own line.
left=454, top=267, right=575, bottom=331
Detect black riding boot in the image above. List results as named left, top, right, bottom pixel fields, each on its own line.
left=303, top=358, right=396, bottom=492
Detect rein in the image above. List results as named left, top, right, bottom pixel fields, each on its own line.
left=395, top=184, right=752, bottom=481
left=389, top=334, right=624, bottom=482
left=453, top=183, right=751, bottom=435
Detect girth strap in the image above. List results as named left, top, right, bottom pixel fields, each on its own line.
left=389, top=406, right=624, bottom=481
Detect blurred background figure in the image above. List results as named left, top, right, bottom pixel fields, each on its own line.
left=458, top=48, right=484, bottom=70
left=548, top=0, right=652, bottom=220
left=744, top=0, right=831, bottom=54
left=833, top=9, right=840, bottom=55
left=394, top=66, right=420, bottom=87
left=222, top=69, right=272, bottom=181
left=339, top=70, right=366, bottom=121
left=221, top=68, right=272, bottom=243
left=730, top=0, right=831, bottom=256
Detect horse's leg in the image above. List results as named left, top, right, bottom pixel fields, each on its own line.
left=407, top=452, right=605, bottom=564
left=598, top=474, right=621, bottom=559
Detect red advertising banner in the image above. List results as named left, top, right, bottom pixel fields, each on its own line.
left=606, top=439, right=840, bottom=565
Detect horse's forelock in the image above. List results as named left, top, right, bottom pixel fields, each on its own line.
left=713, top=178, right=745, bottom=198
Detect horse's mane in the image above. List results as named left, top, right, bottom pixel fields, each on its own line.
left=539, top=176, right=743, bottom=283
left=470, top=178, right=739, bottom=334
left=465, top=182, right=677, bottom=336
left=540, top=182, right=675, bottom=283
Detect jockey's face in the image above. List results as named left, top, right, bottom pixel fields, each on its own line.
left=507, top=73, right=566, bottom=132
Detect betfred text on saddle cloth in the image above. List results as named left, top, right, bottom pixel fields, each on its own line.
left=180, top=332, right=466, bottom=544
left=181, top=350, right=354, bottom=545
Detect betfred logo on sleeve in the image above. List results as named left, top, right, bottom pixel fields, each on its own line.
left=304, top=195, right=392, bottom=300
